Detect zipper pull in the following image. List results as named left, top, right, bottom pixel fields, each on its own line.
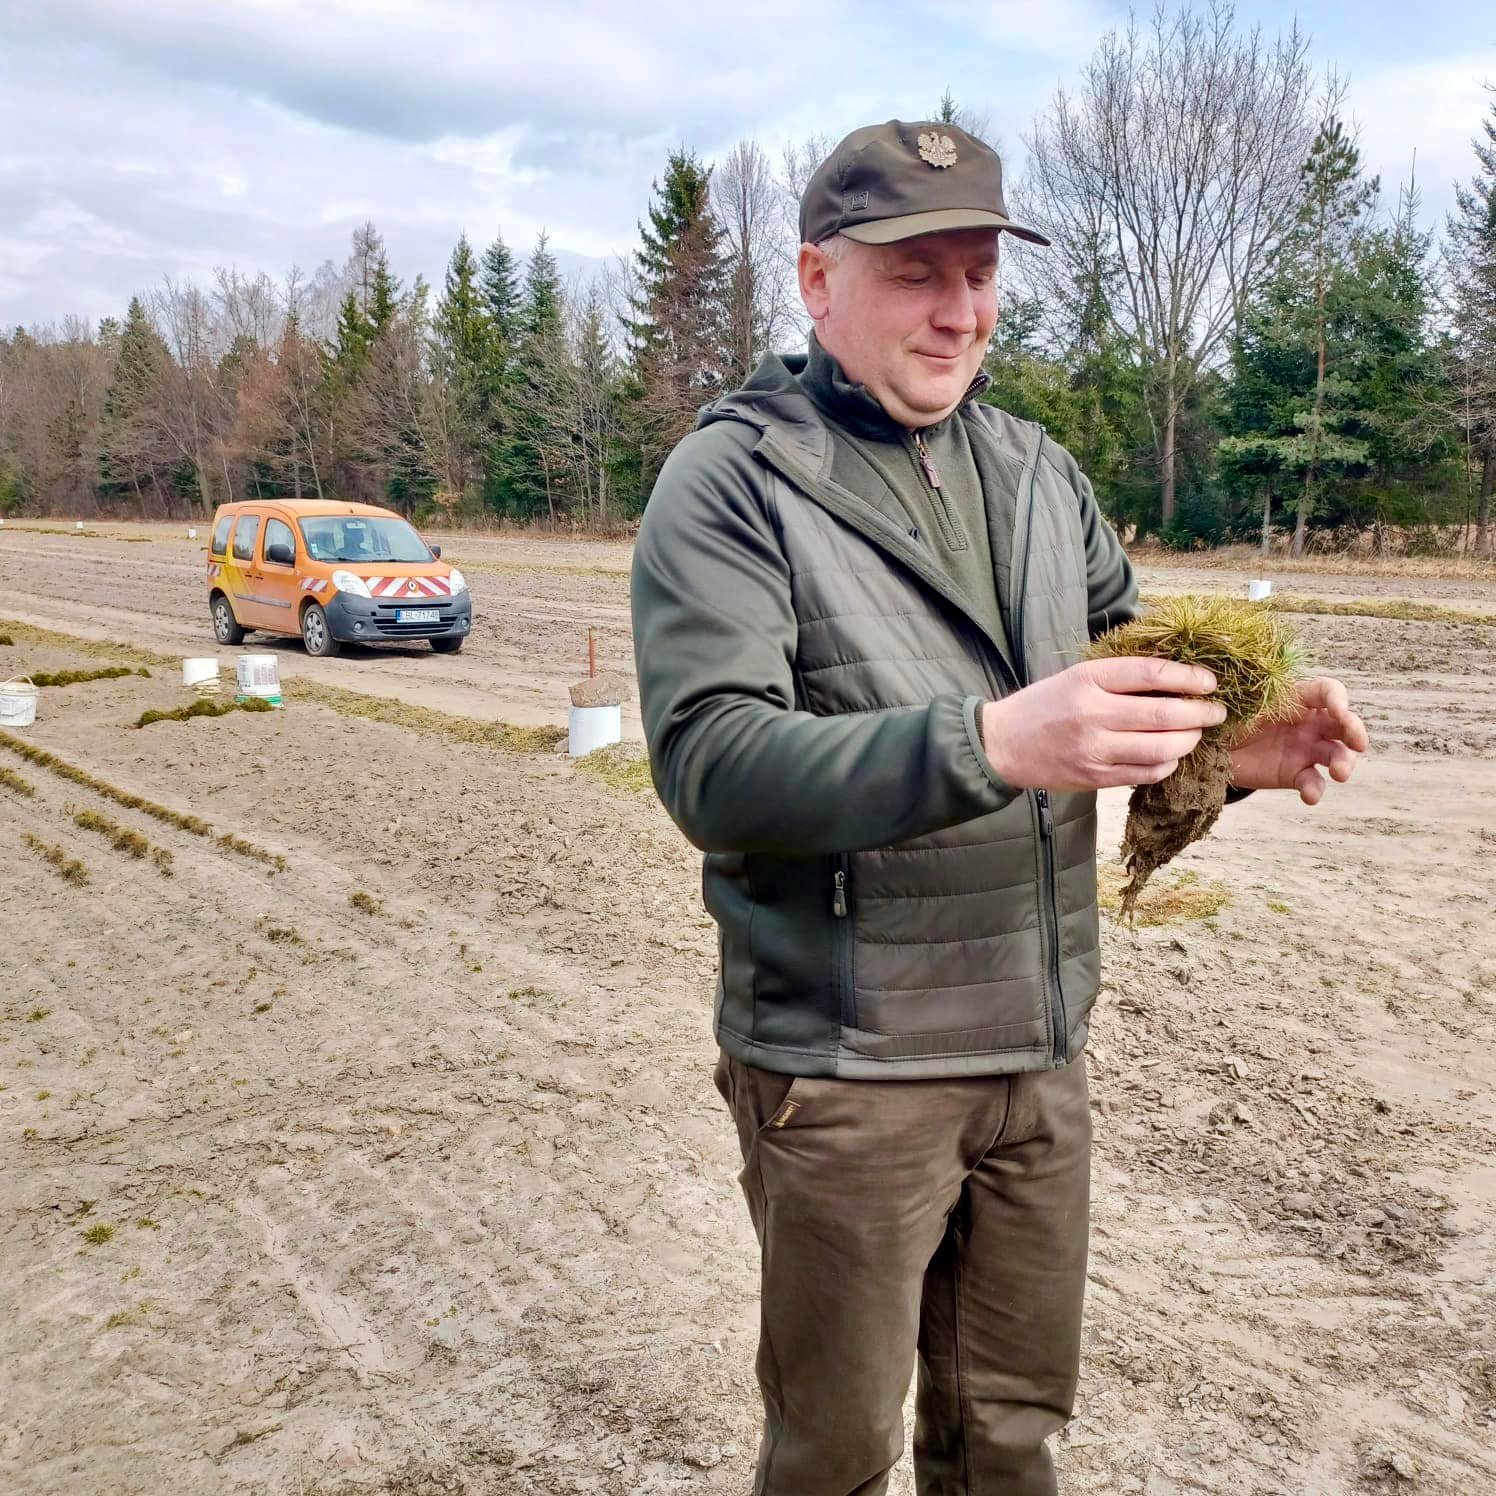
left=1036, top=788, right=1055, bottom=838
left=832, top=868, right=848, bottom=918
left=913, top=432, right=942, bottom=489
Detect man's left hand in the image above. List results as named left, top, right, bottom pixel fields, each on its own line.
left=1227, top=677, right=1369, bottom=806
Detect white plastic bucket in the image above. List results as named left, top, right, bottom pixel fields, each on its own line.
left=187, top=527, right=197, bottom=540
left=1248, top=579, right=1272, bottom=602
left=568, top=704, right=621, bottom=758
left=0, top=677, right=38, bottom=729
left=74, top=520, right=84, bottom=530
left=235, top=653, right=282, bottom=706
left=182, top=657, right=220, bottom=689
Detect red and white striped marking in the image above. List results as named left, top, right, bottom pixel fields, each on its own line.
left=363, top=575, right=452, bottom=598
left=300, top=577, right=329, bottom=593
left=207, top=562, right=222, bottom=578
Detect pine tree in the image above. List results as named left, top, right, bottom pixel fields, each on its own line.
left=627, top=149, right=728, bottom=484
left=1291, top=118, right=1379, bottom=553
left=429, top=234, right=494, bottom=500
left=1218, top=117, right=1379, bottom=555
left=1447, top=91, right=1496, bottom=556
left=98, top=296, right=166, bottom=503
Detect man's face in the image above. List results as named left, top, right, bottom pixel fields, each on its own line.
left=799, top=228, right=1000, bottom=429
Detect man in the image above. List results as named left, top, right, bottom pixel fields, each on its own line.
left=631, top=120, right=1366, bottom=1495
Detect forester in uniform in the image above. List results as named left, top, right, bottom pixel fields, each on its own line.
left=631, top=120, right=1367, bottom=1495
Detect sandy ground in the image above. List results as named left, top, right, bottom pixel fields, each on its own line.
left=1, top=523, right=1493, bottom=1494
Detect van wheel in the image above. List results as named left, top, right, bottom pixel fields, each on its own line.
left=430, top=636, right=463, bottom=654
left=301, top=602, right=341, bottom=658
left=212, top=594, right=246, bottom=645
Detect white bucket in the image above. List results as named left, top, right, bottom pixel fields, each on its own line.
left=75, top=520, right=84, bottom=530
left=568, top=704, right=621, bottom=758
left=182, top=657, right=220, bottom=689
left=0, top=676, right=38, bottom=729
left=235, top=653, right=282, bottom=705
left=1248, top=579, right=1272, bottom=602
left=187, top=527, right=197, bottom=540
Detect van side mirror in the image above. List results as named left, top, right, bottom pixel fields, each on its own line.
left=430, top=544, right=442, bottom=559
left=266, top=541, right=294, bottom=566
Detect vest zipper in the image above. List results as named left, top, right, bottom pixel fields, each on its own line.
left=831, top=854, right=856, bottom=1031
left=1014, top=431, right=1068, bottom=1067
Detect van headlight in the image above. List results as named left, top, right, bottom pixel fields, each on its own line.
left=332, top=570, right=371, bottom=598
left=447, top=568, right=467, bottom=595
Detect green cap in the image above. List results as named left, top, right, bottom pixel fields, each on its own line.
left=799, top=119, right=1049, bottom=249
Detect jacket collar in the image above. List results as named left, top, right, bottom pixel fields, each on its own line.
left=699, top=351, right=1036, bottom=688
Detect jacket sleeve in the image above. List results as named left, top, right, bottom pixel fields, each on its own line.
left=1044, top=439, right=1139, bottom=638
left=631, top=427, right=1016, bottom=857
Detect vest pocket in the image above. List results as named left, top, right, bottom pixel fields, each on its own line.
left=832, top=852, right=856, bottom=1031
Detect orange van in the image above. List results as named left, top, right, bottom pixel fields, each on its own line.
left=205, top=500, right=472, bottom=657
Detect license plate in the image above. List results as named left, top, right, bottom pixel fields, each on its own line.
left=397, top=608, right=440, bottom=623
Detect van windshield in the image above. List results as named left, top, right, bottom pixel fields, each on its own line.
left=299, top=515, right=432, bottom=565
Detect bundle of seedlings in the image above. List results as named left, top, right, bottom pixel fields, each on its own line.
left=1088, top=594, right=1306, bottom=920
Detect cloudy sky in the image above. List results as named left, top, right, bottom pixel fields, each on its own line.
left=2, top=0, right=1493, bottom=331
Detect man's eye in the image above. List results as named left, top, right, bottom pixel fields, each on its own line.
left=901, top=276, right=930, bottom=288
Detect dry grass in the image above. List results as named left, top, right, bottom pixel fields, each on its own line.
left=1265, top=594, right=1496, bottom=627
left=31, top=665, right=151, bottom=688
left=0, top=634, right=13, bottom=646
left=22, top=832, right=89, bottom=885
left=575, top=743, right=655, bottom=795
left=349, top=890, right=383, bottom=915
left=0, top=620, right=174, bottom=672
left=137, top=698, right=274, bottom=728
left=0, top=765, right=35, bottom=796
left=0, top=729, right=286, bottom=872
left=1098, top=864, right=1231, bottom=925
left=1132, top=542, right=1496, bottom=582
left=71, top=807, right=172, bottom=873
left=282, top=678, right=565, bottom=753
left=72, top=808, right=151, bottom=859
left=1137, top=591, right=1496, bottom=627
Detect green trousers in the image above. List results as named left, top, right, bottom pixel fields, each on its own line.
left=715, top=1051, right=1091, bottom=1495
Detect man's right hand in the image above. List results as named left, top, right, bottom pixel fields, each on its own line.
left=980, top=658, right=1226, bottom=791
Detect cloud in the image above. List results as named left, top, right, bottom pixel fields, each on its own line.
left=5, top=0, right=847, bottom=146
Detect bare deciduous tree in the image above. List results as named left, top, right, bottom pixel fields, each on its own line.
left=1022, top=0, right=1316, bottom=526
left=713, top=139, right=797, bottom=378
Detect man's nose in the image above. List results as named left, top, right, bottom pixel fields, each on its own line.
left=930, top=276, right=978, bottom=335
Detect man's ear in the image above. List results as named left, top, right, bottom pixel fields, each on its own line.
left=798, top=242, right=831, bottom=321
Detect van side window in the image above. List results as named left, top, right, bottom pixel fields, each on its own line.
left=232, top=515, right=260, bottom=562
left=264, top=518, right=295, bottom=565
left=211, top=515, right=233, bottom=556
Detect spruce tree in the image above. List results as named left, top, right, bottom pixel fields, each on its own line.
left=627, top=149, right=728, bottom=484
left=98, top=296, right=166, bottom=502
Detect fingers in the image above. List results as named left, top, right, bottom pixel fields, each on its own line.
left=1107, top=694, right=1229, bottom=732
left=1299, top=678, right=1370, bottom=753
left=1295, top=765, right=1326, bottom=805
left=1088, top=656, right=1218, bottom=698
left=1099, top=728, right=1205, bottom=765
left=1101, top=759, right=1180, bottom=788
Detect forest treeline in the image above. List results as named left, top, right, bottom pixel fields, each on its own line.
left=2, top=3, right=1493, bottom=556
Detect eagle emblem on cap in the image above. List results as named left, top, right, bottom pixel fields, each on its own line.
left=917, top=131, right=958, bottom=168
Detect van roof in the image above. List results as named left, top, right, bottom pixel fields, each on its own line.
left=214, top=500, right=402, bottom=519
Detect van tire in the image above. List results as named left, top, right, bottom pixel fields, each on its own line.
left=211, top=593, right=246, bottom=646
left=430, top=636, right=463, bottom=654
left=301, top=602, right=341, bottom=658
